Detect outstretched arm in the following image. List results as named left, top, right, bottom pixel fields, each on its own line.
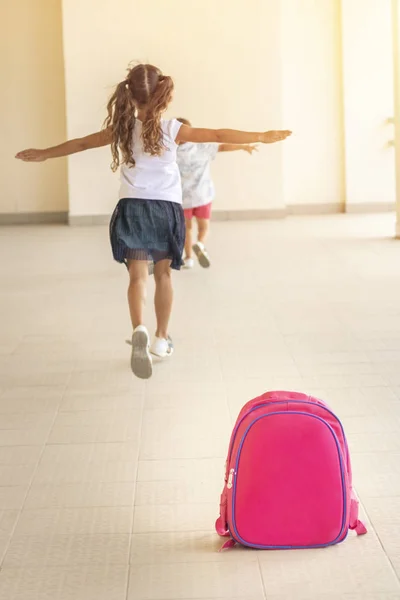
left=176, top=126, right=291, bottom=145
left=218, top=144, right=258, bottom=154
left=15, top=128, right=112, bottom=162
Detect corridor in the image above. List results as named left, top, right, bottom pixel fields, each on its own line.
left=0, top=214, right=399, bottom=599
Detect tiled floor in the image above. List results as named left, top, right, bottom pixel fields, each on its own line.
left=0, top=213, right=400, bottom=599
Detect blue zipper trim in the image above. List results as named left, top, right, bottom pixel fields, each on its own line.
left=230, top=411, right=348, bottom=550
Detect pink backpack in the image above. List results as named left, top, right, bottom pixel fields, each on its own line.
left=216, top=391, right=367, bottom=550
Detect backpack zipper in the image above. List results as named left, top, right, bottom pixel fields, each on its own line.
left=227, top=468, right=235, bottom=489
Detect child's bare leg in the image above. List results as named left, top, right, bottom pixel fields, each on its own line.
left=153, top=259, right=173, bottom=340
left=127, top=259, right=152, bottom=379
left=127, top=259, right=148, bottom=329
left=193, top=218, right=211, bottom=268
left=196, top=218, right=210, bottom=245
left=150, top=259, right=174, bottom=358
left=184, top=217, right=193, bottom=258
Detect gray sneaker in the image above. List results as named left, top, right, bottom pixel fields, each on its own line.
left=193, top=243, right=211, bottom=268
left=130, top=326, right=152, bottom=379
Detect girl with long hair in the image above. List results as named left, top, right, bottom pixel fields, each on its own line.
left=16, top=63, right=291, bottom=379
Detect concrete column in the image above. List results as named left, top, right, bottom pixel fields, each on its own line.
left=340, top=0, right=396, bottom=213
left=392, top=0, right=400, bottom=237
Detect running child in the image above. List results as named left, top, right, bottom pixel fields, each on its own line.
left=16, top=63, right=292, bottom=380
left=176, top=117, right=258, bottom=269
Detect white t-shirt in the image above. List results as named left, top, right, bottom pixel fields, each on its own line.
left=177, top=142, right=219, bottom=209
left=119, top=118, right=183, bottom=204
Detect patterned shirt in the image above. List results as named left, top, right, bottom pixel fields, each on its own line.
left=176, top=142, right=219, bottom=208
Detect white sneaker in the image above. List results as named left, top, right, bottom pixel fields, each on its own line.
left=183, top=258, right=194, bottom=269
left=150, top=336, right=174, bottom=358
left=130, top=326, right=152, bottom=379
left=193, top=242, right=211, bottom=268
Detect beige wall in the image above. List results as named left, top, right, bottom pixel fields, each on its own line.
left=341, top=0, right=396, bottom=210
left=4, top=0, right=396, bottom=219
left=0, top=0, right=67, bottom=215
left=62, top=0, right=285, bottom=217
left=281, top=0, right=345, bottom=209
left=62, top=0, right=368, bottom=218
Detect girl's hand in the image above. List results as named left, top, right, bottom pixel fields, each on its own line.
left=260, top=130, right=292, bottom=144
left=244, top=144, right=259, bottom=155
left=15, top=149, right=48, bottom=162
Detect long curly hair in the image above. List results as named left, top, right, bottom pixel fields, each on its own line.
left=103, top=64, right=174, bottom=172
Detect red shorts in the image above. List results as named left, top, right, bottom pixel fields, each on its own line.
left=183, top=203, right=212, bottom=220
